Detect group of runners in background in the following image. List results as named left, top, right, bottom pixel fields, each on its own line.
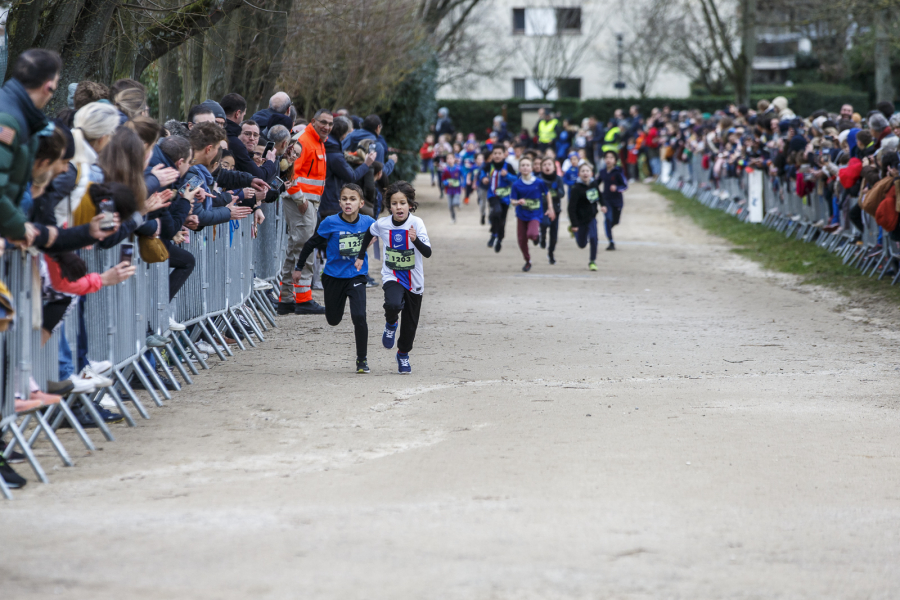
left=420, top=129, right=628, bottom=272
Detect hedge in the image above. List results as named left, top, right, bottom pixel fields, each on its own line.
left=438, top=85, right=870, bottom=139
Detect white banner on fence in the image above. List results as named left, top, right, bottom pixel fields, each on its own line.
left=747, top=169, right=764, bottom=223
left=660, top=161, right=672, bottom=184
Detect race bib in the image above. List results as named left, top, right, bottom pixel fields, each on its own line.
left=523, top=198, right=542, bottom=211
left=496, top=186, right=510, bottom=197
left=385, top=247, right=416, bottom=271
left=445, top=178, right=460, bottom=187
left=339, top=232, right=364, bottom=257
left=586, top=189, right=600, bottom=203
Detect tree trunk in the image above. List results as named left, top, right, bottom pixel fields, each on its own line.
left=158, top=52, right=182, bottom=121
left=180, top=38, right=204, bottom=119
left=735, top=0, right=756, bottom=106
left=874, top=9, right=894, bottom=104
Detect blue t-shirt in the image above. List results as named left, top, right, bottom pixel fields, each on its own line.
left=317, top=213, right=377, bottom=279
left=511, top=177, right=548, bottom=221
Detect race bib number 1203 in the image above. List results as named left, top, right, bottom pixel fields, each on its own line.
left=385, top=248, right=416, bottom=271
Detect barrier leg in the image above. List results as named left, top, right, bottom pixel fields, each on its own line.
left=197, top=319, right=228, bottom=361
left=114, top=368, right=150, bottom=420
left=50, top=396, right=96, bottom=451
left=75, top=393, right=115, bottom=441
left=0, top=470, right=12, bottom=499
left=151, top=347, right=181, bottom=392
left=31, top=410, right=73, bottom=467
left=164, top=337, right=193, bottom=384
left=100, top=386, right=136, bottom=427
left=229, top=308, right=255, bottom=348
left=219, top=312, right=246, bottom=351
left=137, top=355, right=168, bottom=403
left=237, top=306, right=265, bottom=343
left=252, top=290, right=277, bottom=328
left=247, top=293, right=271, bottom=331
left=172, top=331, right=201, bottom=376
left=7, top=420, right=49, bottom=483
left=205, top=315, right=234, bottom=356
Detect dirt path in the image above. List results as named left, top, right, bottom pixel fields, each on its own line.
left=4, top=176, right=899, bottom=599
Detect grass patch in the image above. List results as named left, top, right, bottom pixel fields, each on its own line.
left=654, top=183, right=900, bottom=303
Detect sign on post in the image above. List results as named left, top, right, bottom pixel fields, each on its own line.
left=747, top=169, right=764, bottom=223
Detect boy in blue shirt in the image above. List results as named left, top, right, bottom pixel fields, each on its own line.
left=293, top=183, right=376, bottom=373
left=460, top=140, right=478, bottom=205
left=594, top=150, right=628, bottom=250
left=510, top=157, right=555, bottom=271
left=482, top=146, right=517, bottom=252
left=441, top=153, right=463, bottom=222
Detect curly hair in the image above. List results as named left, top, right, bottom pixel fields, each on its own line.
left=383, top=180, right=418, bottom=213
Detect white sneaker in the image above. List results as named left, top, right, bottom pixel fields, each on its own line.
left=68, top=375, right=97, bottom=394
left=79, top=366, right=113, bottom=388
left=99, top=396, right=116, bottom=409
left=253, top=277, right=272, bottom=291
left=196, top=341, right=224, bottom=354
left=168, top=316, right=186, bottom=331
left=88, top=360, right=113, bottom=374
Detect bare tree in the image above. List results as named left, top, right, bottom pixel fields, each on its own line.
left=610, top=0, right=680, bottom=98
left=279, top=0, right=427, bottom=118
left=432, top=1, right=511, bottom=90
left=516, top=2, right=601, bottom=99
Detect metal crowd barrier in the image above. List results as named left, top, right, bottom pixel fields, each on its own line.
left=0, top=198, right=286, bottom=498
left=663, top=155, right=900, bottom=286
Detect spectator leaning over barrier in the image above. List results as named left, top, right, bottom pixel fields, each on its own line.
left=252, top=92, right=293, bottom=138
left=342, top=114, right=397, bottom=178
left=278, top=108, right=333, bottom=316
left=221, top=93, right=277, bottom=182
left=0, top=48, right=62, bottom=249
left=180, top=122, right=253, bottom=232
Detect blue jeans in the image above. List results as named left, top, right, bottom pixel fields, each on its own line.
left=77, top=296, right=89, bottom=372
left=649, top=157, right=661, bottom=176
left=58, top=321, right=74, bottom=380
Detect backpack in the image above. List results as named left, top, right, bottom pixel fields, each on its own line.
left=861, top=175, right=894, bottom=215
left=874, top=183, right=899, bottom=231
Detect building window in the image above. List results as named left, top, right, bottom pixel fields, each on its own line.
left=556, top=7, right=581, bottom=33
left=513, top=78, right=526, bottom=99
left=513, top=8, right=525, bottom=34
left=557, top=78, right=581, bottom=99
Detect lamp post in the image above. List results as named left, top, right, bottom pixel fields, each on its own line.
left=614, top=33, right=625, bottom=98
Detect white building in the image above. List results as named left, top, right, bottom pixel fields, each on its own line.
left=437, top=0, right=692, bottom=100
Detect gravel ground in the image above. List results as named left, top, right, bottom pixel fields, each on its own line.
left=3, top=176, right=899, bottom=599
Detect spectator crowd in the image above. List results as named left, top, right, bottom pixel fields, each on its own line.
left=0, top=48, right=400, bottom=491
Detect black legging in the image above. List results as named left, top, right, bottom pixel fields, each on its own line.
left=849, top=203, right=864, bottom=234
left=322, top=273, right=368, bottom=359
left=167, top=242, right=196, bottom=301
left=540, top=213, right=559, bottom=255
left=489, top=197, right=510, bottom=240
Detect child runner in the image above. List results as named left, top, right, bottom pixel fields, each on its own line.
left=510, top=157, right=555, bottom=272
left=460, top=140, right=478, bottom=205
left=474, top=152, right=489, bottom=225
left=293, top=183, right=375, bottom=373
left=567, top=162, right=605, bottom=271
left=594, top=150, right=628, bottom=250
left=483, top=146, right=517, bottom=252
left=441, top=153, right=463, bottom=223
left=538, top=156, right=563, bottom=264
left=356, top=181, right=431, bottom=374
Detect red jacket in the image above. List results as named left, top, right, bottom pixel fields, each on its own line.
left=419, top=143, right=434, bottom=160
left=838, top=157, right=862, bottom=189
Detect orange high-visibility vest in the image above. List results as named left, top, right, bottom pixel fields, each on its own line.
left=287, top=125, right=326, bottom=200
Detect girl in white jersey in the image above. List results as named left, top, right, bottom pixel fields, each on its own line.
left=355, top=181, right=431, bottom=374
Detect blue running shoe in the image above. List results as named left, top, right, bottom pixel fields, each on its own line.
left=396, top=352, right=411, bottom=374
left=382, top=321, right=398, bottom=349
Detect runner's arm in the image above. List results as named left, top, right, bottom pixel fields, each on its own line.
left=411, top=237, right=432, bottom=258
left=295, top=232, right=328, bottom=271
left=356, top=230, right=375, bottom=261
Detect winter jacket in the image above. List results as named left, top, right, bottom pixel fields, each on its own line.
left=319, top=134, right=369, bottom=218
left=341, top=129, right=395, bottom=177
left=567, top=180, right=603, bottom=227
left=224, top=118, right=277, bottom=181
left=251, top=108, right=292, bottom=136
